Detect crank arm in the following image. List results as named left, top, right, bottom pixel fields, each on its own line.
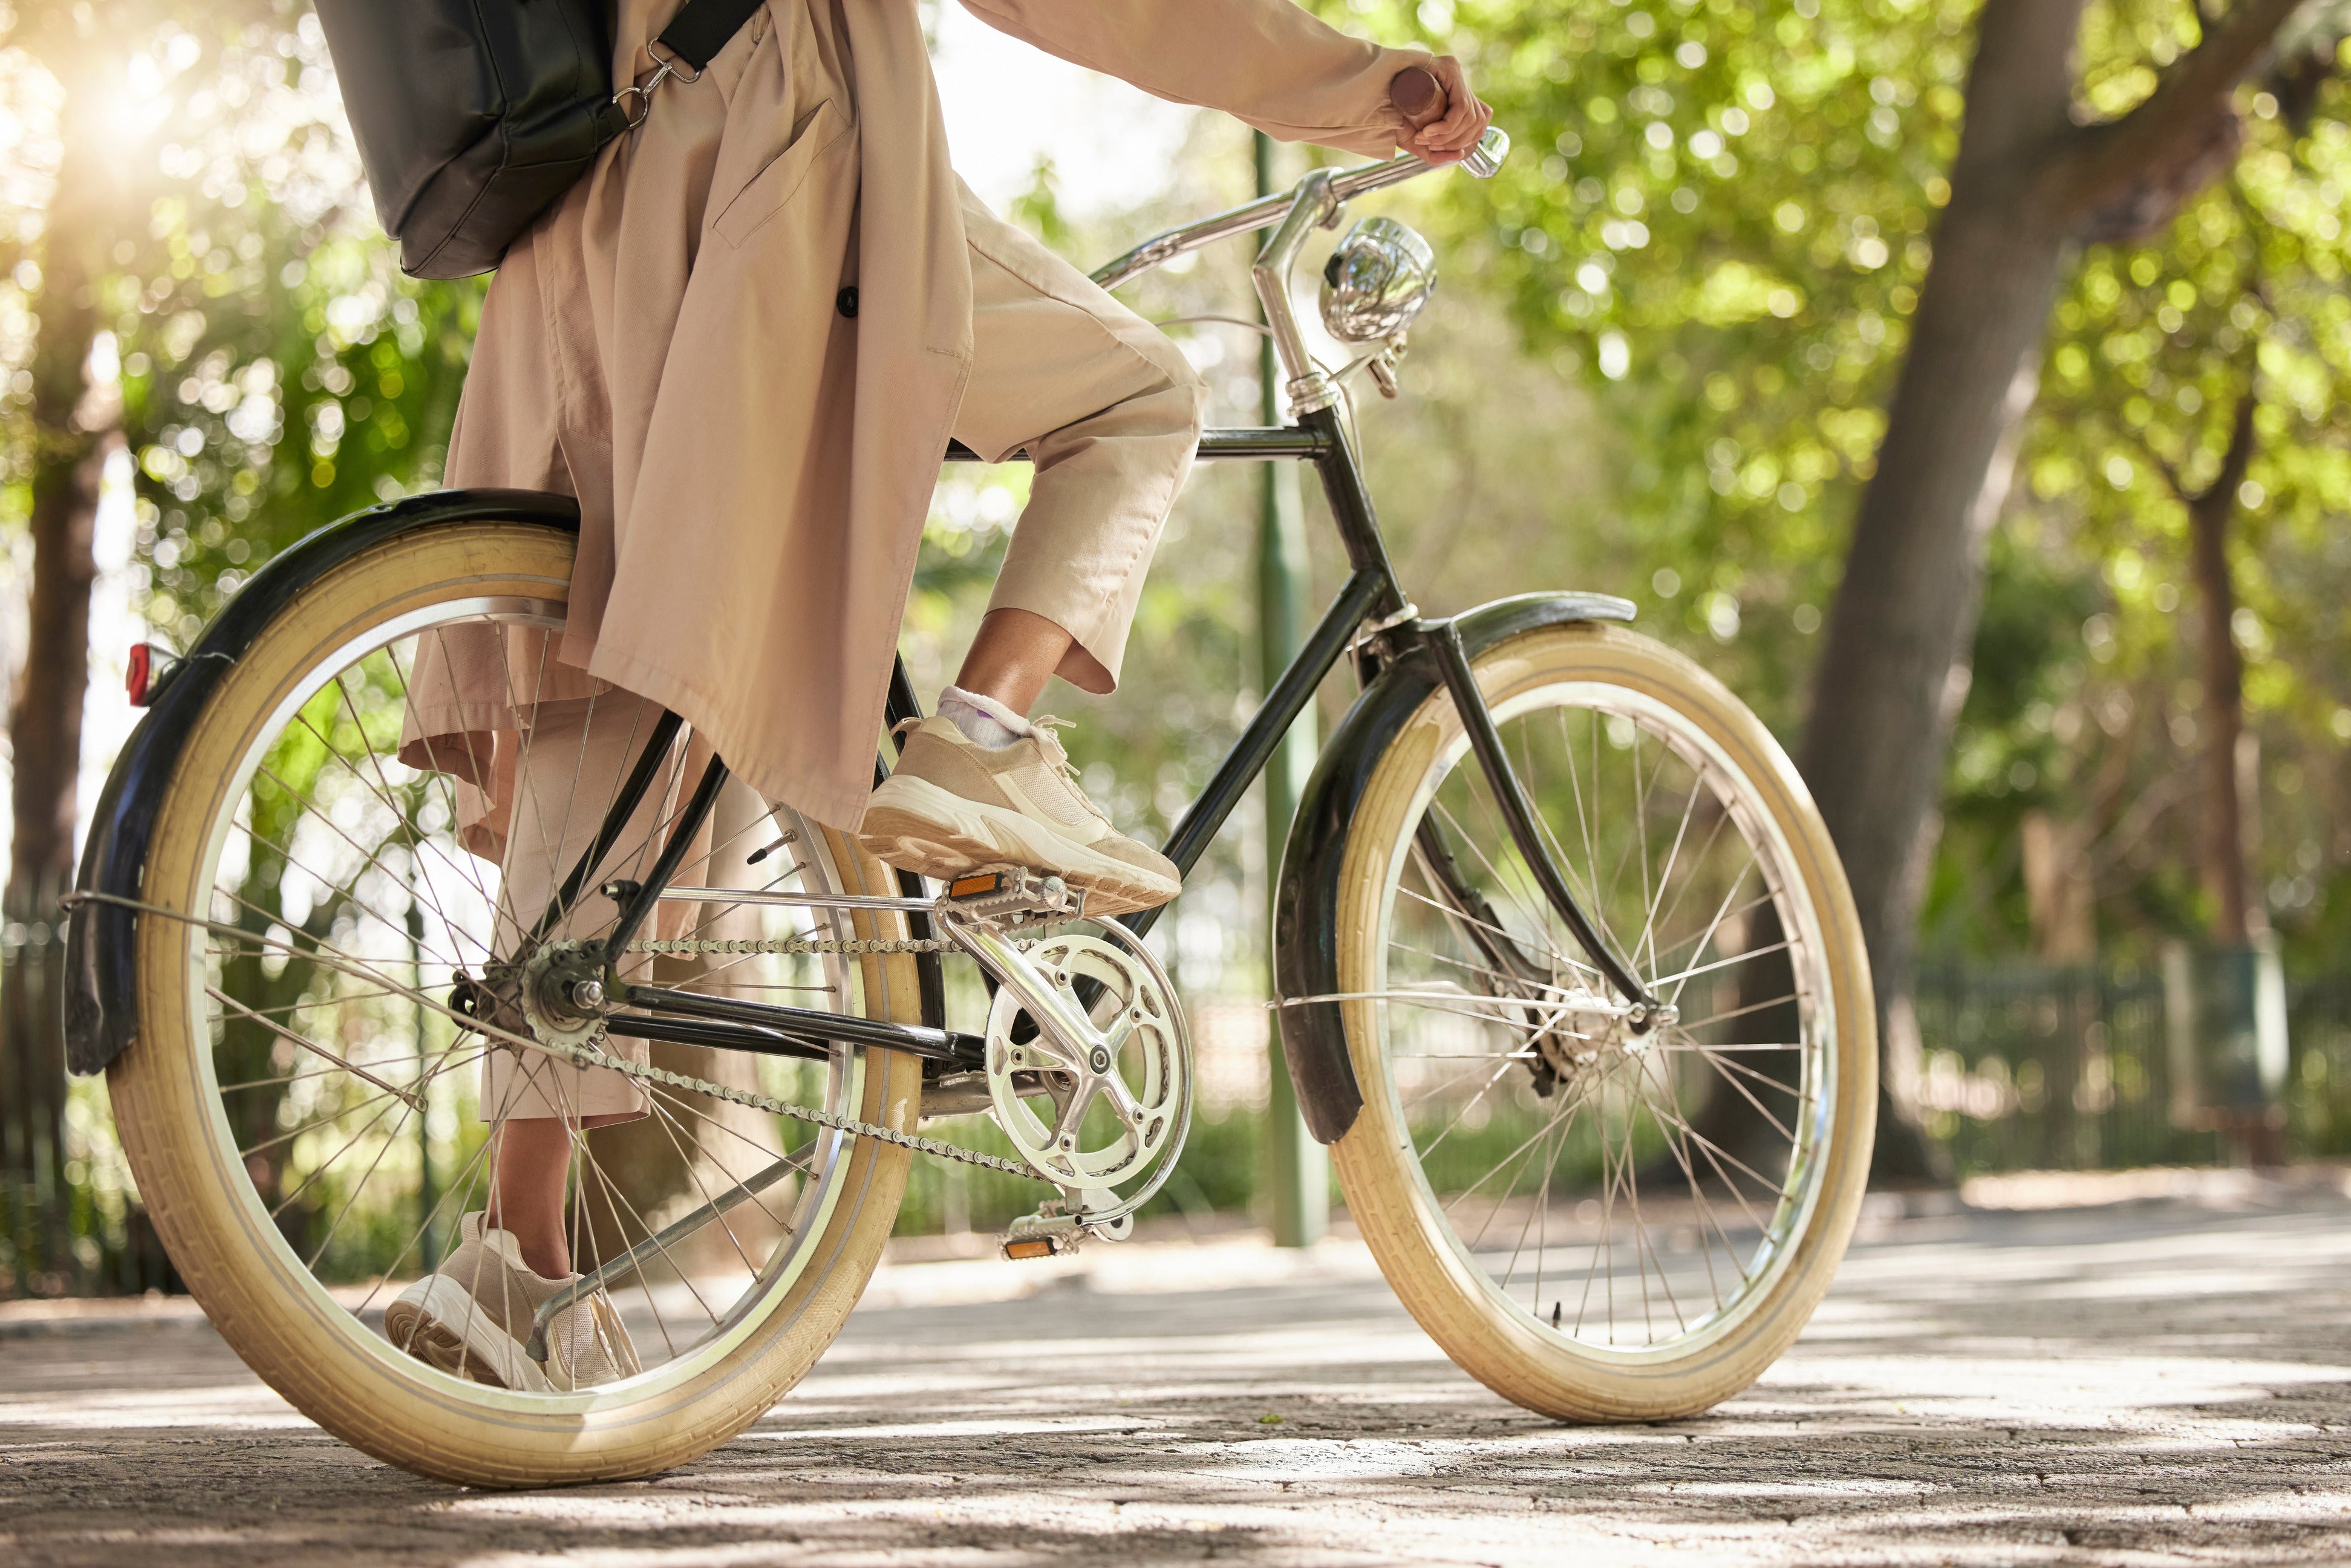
left=941, top=912, right=1106, bottom=1072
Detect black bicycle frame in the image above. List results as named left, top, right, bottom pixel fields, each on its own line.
left=521, top=405, right=1658, bottom=1068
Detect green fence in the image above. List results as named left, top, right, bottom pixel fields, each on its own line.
left=1910, top=955, right=2351, bottom=1177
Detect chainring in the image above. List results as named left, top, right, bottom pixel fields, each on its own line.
left=983, top=931, right=1190, bottom=1199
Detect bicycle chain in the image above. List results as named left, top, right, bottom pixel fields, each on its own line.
left=566, top=1039, right=1039, bottom=1178
left=602, top=932, right=1042, bottom=1178
left=62, top=889, right=1047, bottom=1182
left=625, top=936, right=960, bottom=955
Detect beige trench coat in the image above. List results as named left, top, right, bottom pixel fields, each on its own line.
left=402, top=0, right=1429, bottom=832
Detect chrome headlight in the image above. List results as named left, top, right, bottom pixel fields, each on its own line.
left=1319, top=217, right=1437, bottom=345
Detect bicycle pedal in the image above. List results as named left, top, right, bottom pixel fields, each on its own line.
left=1001, top=1191, right=1134, bottom=1259
left=945, top=864, right=1079, bottom=922
left=1001, top=1211, right=1083, bottom=1260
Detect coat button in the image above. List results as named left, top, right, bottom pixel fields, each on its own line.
left=836, top=287, right=858, bottom=318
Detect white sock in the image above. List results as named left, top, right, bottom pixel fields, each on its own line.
left=937, top=684, right=1032, bottom=750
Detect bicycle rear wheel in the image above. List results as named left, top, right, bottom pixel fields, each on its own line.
left=1328, top=622, right=1874, bottom=1420
left=106, top=516, right=924, bottom=1485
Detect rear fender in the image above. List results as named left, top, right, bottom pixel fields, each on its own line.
left=1271, top=591, right=1634, bottom=1144
left=65, top=489, right=582, bottom=1075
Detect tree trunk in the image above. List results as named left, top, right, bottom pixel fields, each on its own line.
left=2183, top=391, right=2260, bottom=945
left=2021, top=809, right=2098, bottom=963
left=1799, top=0, right=2084, bottom=1184
left=1796, top=0, right=2298, bottom=1186
left=2, top=60, right=112, bottom=1289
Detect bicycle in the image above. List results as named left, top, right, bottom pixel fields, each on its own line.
left=64, top=125, right=1875, bottom=1486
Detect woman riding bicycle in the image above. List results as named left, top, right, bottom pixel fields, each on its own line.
left=383, top=0, right=1490, bottom=1388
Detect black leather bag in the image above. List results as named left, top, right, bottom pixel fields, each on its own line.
left=315, top=0, right=763, bottom=280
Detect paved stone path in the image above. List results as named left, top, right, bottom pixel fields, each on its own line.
left=4, top=1173, right=2350, bottom=1565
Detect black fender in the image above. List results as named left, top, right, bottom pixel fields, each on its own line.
left=65, top=489, right=582, bottom=1076
left=1271, top=590, right=1635, bottom=1145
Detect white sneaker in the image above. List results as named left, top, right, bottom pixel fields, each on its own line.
left=859, top=715, right=1181, bottom=917
left=383, top=1212, right=640, bottom=1392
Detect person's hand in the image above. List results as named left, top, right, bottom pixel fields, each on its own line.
left=1396, top=54, right=1492, bottom=164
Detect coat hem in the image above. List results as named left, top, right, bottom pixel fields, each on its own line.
left=579, top=646, right=877, bottom=833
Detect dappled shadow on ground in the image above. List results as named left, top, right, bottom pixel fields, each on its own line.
left=4, top=1192, right=2350, bottom=1566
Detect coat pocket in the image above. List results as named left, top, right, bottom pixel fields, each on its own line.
left=711, top=98, right=851, bottom=251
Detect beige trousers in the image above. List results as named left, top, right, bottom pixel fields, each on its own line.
left=484, top=203, right=1202, bottom=1120
left=480, top=693, right=672, bottom=1123
left=952, top=186, right=1207, bottom=693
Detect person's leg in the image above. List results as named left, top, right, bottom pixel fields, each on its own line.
left=484, top=1114, right=634, bottom=1279
left=477, top=691, right=675, bottom=1277
left=956, top=607, right=1076, bottom=717
left=948, top=187, right=1207, bottom=706
left=855, top=186, right=1204, bottom=913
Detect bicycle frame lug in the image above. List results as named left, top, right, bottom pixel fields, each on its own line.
left=948, top=913, right=1099, bottom=1066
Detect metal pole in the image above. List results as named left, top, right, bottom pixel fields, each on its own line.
left=1256, top=129, right=1328, bottom=1248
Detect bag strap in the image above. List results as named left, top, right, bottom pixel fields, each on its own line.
left=617, top=0, right=768, bottom=128
left=653, top=0, right=768, bottom=75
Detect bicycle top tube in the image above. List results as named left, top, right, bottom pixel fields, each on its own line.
left=1089, top=127, right=1509, bottom=294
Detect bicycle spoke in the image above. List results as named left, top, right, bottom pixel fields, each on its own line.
left=166, top=591, right=875, bottom=1403
left=1384, top=680, right=1834, bottom=1356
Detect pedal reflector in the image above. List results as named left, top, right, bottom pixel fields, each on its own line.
left=1002, top=1237, right=1057, bottom=1261
left=949, top=871, right=1002, bottom=899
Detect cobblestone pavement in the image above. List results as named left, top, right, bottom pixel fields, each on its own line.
left=4, top=1171, right=2349, bottom=1566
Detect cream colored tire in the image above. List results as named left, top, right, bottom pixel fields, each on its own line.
left=105, top=520, right=924, bottom=1485
left=1328, top=622, right=1876, bottom=1421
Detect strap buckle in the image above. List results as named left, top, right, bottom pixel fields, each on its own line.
left=645, top=38, right=706, bottom=84
left=611, top=42, right=706, bottom=129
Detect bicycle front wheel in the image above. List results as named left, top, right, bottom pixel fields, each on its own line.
left=1328, top=621, right=1874, bottom=1421
left=106, top=514, right=925, bottom=1485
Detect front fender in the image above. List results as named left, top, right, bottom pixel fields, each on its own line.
left=65, top=489, right=581, bottom=1076
left=1271, top=590, right=1634, bottom=1144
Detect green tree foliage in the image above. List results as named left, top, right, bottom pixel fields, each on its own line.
left=1328, top=0, right=2351, bottom=969
left=1326, top=0, right=1974, bottom=730
left=101, top=15, right=476, bottom=644
left=2, top=8, right=474, bottom=634
left=1963, top=55, right=2351, bottom=969
left=0, top=5, right=472, bottom=1290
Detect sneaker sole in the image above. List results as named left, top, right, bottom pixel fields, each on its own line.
left=383, top=1275, right=554, bottom=1394
left=858, top=775, right=1178, bottom=918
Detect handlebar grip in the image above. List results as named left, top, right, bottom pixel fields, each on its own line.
left=1390, top=65, right=1444, bottom=131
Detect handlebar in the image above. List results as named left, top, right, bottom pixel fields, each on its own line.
left=1088, top=124, right=1509, bottom=294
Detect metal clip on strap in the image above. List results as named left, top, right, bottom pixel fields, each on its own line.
left=613, top=0, right=766, bottom=126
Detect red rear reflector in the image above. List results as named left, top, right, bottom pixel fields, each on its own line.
left=126, top=644, right=154, bottom=707
left=949, top=872, right=1000, bottom=899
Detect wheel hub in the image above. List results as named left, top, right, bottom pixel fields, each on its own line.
left=518, top=939, right=610, bottom=1052
left=1525, top=989, right=1665, bottom=1095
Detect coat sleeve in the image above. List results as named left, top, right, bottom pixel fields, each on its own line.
left=954, top=0, right=1429, bottom=158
